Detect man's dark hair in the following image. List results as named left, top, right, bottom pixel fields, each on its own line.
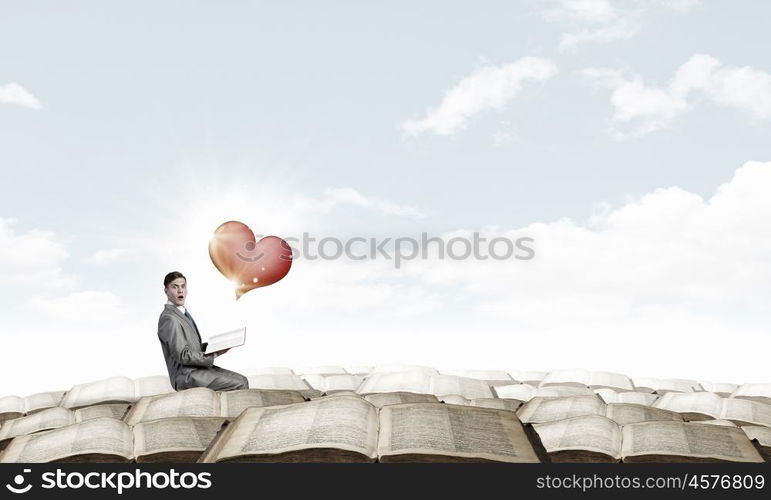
left=164, top=271, right=186, bottom=288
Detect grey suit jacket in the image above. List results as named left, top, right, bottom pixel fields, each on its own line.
left=157, top=304, right=217, bottom=390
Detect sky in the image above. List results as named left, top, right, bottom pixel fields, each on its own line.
left=2, top=0, right=771, bottom=396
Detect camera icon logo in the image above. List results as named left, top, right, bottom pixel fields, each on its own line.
left=5, top=469, right=32, bottom=494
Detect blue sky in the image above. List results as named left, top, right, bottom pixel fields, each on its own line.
left=2, top=1, right=771, bottom=395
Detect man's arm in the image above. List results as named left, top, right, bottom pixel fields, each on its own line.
left=158, top=315, right=215, bottom=368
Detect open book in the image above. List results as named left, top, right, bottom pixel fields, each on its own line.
left=439, top=370, right=516, bottom=386
left=203, top=327, right=246, bottom=355
left=0, top=404, right=130, bottom=450
left=245, top=374, right=321, bottom=399
left=518, top=396, right=684, bottom=426
left=532, top=415, right=765, bottom=463
left=440, top=395, right=522, bottom=412
left=741, top=426, right=771, bottom=460
left=730, top=383, right=771, bottom=405
left=60, top=376, right=174, bottom=409
left=198, top=395, right=540, bottom=463
left=494, top=383, right=595, bottom=402
left=357, top=372, right=494, bottom=400
left=0, top=391, right=66, bottom=422
left=539, top=369, right=634, bottom=392
left=362, top=392, right=439, bottom=408
left=0, top=416, right=227, bottom=463
left=653, top=392, right=771, bottom=426
left=302, top=374, right=364, bottom=394
left=124, top=387, right=305, bottom=425
left=594, top=388, right=659, bottom=406
left=631, top=377, right=702, bottom=394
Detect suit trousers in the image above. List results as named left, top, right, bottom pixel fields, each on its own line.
left=177, top=365, right=249, bottom=391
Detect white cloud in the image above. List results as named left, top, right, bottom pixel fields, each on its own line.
left=662, top=0, right=700, bottom=12
left=544, top=0, right=619, bottom=23
left=583, top=54, right=771, bottom=138
left=87, top=248, right=139, bottom=265
left=542, top=0, right=698, bottom=50
left=26, top=290, right=129, bottom=324
left=401, top=57, right=558, bottom=136
left=6, top=161, right=771, bottom=395
left=171, top=161, right=771, bottom=382
left=0, top=82, right=42, bottom=109
left=0, top=217, right=75, bottom=289
left=292, top=187, right=427, bottom=219
left=559, top=14, right=642, bottom=49
left=385, top=160, right=771, bottom=380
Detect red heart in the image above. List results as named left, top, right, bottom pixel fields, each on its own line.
left=208, top=220, right=293, bottom=299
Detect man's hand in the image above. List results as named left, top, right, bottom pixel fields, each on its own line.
left=212, top=348, right=230, bottom=358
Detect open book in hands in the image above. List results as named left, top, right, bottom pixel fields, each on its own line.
left=203, top=327, right=246, bottom=355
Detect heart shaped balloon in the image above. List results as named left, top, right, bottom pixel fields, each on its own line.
left=208, top=220, right=293, bottom=299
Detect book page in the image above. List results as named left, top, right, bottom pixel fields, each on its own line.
left=507, top=370, right=547, bottom=385
left=532, top=415, right=622, bottom=460
left=621, top=421, right=764, bottom=462
left=363, top=392, right=439, bottom=408
left=246, top=374, right=314, bottom=393
left=133, top=376, right=174, bottom=399
left=343, top=365, right=373, bottom=375
left=517, top=396, right=605, bottom=424
left=0, top=396, right=24, bottom=417
left=730, top=383, right=771, bottom=402
left=203, top=327, right=245, bottom=354
left=616, top=392, right=659, bottom=406
left=219, top=389, right=305, bottom=419
left=694, top=419, right=737, bottom=427
left=378, top=403, right=539, bottom=463
left=589, top=372, right=634, bottom=391
left=741, top=425, right=771, bottom=448
left=357, top=371, right=432, bottom=395
left=24, top=391, right=66, bottom=413
left=429, top=375, right=493, bottom=400
left=0, top=407, right=75, bottom=441
left=491, top=384, right=536, bottom=401
left=211, top=395, right=378, bottom=461
left=125, top=388, right=220, bottom=425
left=439, top=395, right=469, bottom=406
left=303, top=374, right=364, bottom=393
left=469, top=398, right=521, bottom=412
left=535, top=386, right=596, bottom=398
left=74, top=404, right=131, bottom=423
left=699, top=382, right=739, bottom=395
left=133, top=416, right=227, bottom=457
left=539, top=369, right=590, bottom=387
left=658, top=379, right=702, bottom=393
left=440, top=370, right=514, bottom=384
left=605, top=403, right=683, bottom=426
left=721, top=398, right=771, bottom=427
left=0, top=417, right=133, bottom=463
left=61, top=376, right=136, bottom=409
left=653, top=392, right=723, bottom=419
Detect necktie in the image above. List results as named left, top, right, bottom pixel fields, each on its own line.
left=184, top=310, right=203, bottom=346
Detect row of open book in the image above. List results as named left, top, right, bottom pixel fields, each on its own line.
left=2, top=368, right=770, bottom=422
left=0, top=390, right=768, bottom=463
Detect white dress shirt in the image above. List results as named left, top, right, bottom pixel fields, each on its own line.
left=165, top=299, right=186, bottom=315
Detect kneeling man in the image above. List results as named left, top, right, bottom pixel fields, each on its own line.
left=158, top=271, right=248, bottom=391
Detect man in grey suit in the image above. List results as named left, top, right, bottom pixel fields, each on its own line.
left=157, top=271, right=249, bottom=391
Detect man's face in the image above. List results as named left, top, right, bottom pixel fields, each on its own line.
left=165, top=277, right=187, bottom=306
